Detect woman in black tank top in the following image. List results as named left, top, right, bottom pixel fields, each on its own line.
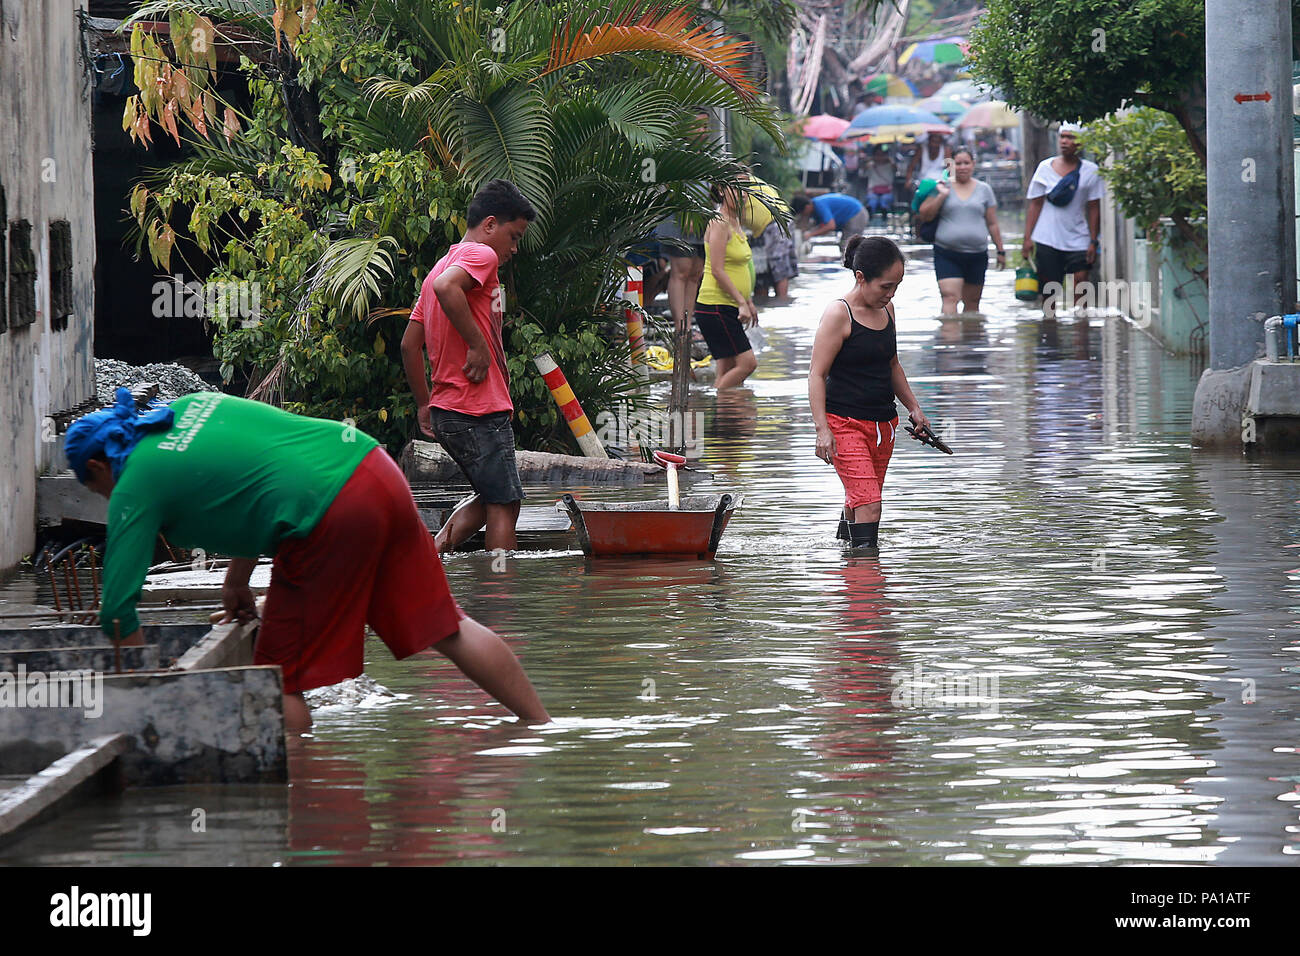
left=808, top=236, right=932, bottom=550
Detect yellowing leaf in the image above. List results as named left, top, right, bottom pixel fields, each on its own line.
left=148, top=222, right=176, bottom=272
left=161, top=99, right=182, bottom=146
left=129, top=184, right=149, bottom=225
left=172, top=69, right=190, bottom=106
left=223, top=106, right=240, bottom=144
left=185, top=93, right=208, bottom=138
left=544, top=9, right=758, bottom=102
left=196, top=15, right=217, bottom=74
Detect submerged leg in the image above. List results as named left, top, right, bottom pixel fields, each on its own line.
left=435, top=494, right=486, bottom=553
left=483, top=500, right=521, bottom=552
left=848, top=501, right=883, bottom=550
left=283, top=692, right=312, bottom=732
left=435, top=616, right=550, bottom=722
left=847, top=521, right=879, bottom=550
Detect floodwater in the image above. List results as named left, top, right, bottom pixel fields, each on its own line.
left=4, top=231, right=1300, bottom=866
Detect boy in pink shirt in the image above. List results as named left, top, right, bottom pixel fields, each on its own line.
left=402, top=180, right=537, bottom=551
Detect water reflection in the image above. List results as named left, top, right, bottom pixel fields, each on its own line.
left=4, top=239, right=1300, bottom=866
left=816, top=557, right=900, bottom=776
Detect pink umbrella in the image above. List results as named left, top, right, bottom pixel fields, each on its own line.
left=800, top=114, right=851, bottom=142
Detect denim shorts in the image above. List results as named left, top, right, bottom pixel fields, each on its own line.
left=933, top=244, right=988, bottom=285
left=430, top=407, right=525, bottom=504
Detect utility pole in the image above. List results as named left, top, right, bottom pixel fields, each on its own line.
left=1191, top=0, right=1300, bottom=449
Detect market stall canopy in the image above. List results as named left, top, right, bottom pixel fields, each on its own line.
left=957, top=100, right=1021, bottom=129
left=799, top=113, right=851, bottom=142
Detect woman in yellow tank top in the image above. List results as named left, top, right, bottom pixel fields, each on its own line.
left=694, top=183, right=758, bottom=388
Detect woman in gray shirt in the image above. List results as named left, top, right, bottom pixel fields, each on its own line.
left=917, top=148, right=1007, bottom=314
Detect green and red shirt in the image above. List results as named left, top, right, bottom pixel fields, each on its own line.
left=98, top=393, right=378, bottom=637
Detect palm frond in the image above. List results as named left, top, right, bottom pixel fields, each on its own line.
left=123, top=0, right=276, bottom=35
left=452, top=85, right=555, bottom=218
left=316, top=236, right=400, bottom=323
left=592, top=84, right=679, bottom=151
left=543, top=8, right=760, bottom=102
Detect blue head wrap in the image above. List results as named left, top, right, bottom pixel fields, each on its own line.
left=64, top=387, right=176, bottom=483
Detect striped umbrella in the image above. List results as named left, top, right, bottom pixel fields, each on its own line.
left=898, top=37, right=968, bottom=66
left=862, top=72, right=919, bottom=100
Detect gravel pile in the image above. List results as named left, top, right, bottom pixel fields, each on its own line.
left=95, top=359, right=213, bottom=405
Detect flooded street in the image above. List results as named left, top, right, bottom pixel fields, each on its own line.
left=4, top=236, right=1299, bottom=866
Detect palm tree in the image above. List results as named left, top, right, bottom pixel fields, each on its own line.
left=120, top=0, right=790, bottom=448
left=331, top=0, right=789, bottom=443
left=356, top=0, right=783, bottom=285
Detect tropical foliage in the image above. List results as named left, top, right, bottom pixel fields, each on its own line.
left=120, top=0, right=785, bottom=451
left=1079, top=108, right=1206, bottom=278
left=967, top=0, right=1207, bottom=162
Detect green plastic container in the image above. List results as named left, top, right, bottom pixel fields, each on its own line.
left=1014, top=262, right=1039, bottom=301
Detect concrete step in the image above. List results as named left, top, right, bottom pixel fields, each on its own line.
left=0, top=735, right=130, bottom=841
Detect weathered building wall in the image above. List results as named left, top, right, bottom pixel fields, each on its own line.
left=0, top=0, right=97, bottom=571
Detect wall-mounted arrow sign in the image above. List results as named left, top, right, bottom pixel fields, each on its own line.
left=1234, top=92, right=1273, bottom=103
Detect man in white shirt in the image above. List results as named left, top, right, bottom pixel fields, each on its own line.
left=1021, top=123, right=1103, bottom=316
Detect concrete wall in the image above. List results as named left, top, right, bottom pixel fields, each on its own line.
left=1154, top=222, right=1209, bottom=355
left=1108, top=208, right=1210, bottom=357
left=0, top=0, right=97, bottom=571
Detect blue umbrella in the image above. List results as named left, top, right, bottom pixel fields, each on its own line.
left=845, top=105, right=946, bottom=138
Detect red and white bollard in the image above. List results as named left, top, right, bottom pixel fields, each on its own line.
left=622, top=267, right=650, bottom=384
left=534, top=351, right=608, bottom=459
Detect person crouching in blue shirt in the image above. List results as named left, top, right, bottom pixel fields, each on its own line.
left=793, top=193, right=871, bottom=256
